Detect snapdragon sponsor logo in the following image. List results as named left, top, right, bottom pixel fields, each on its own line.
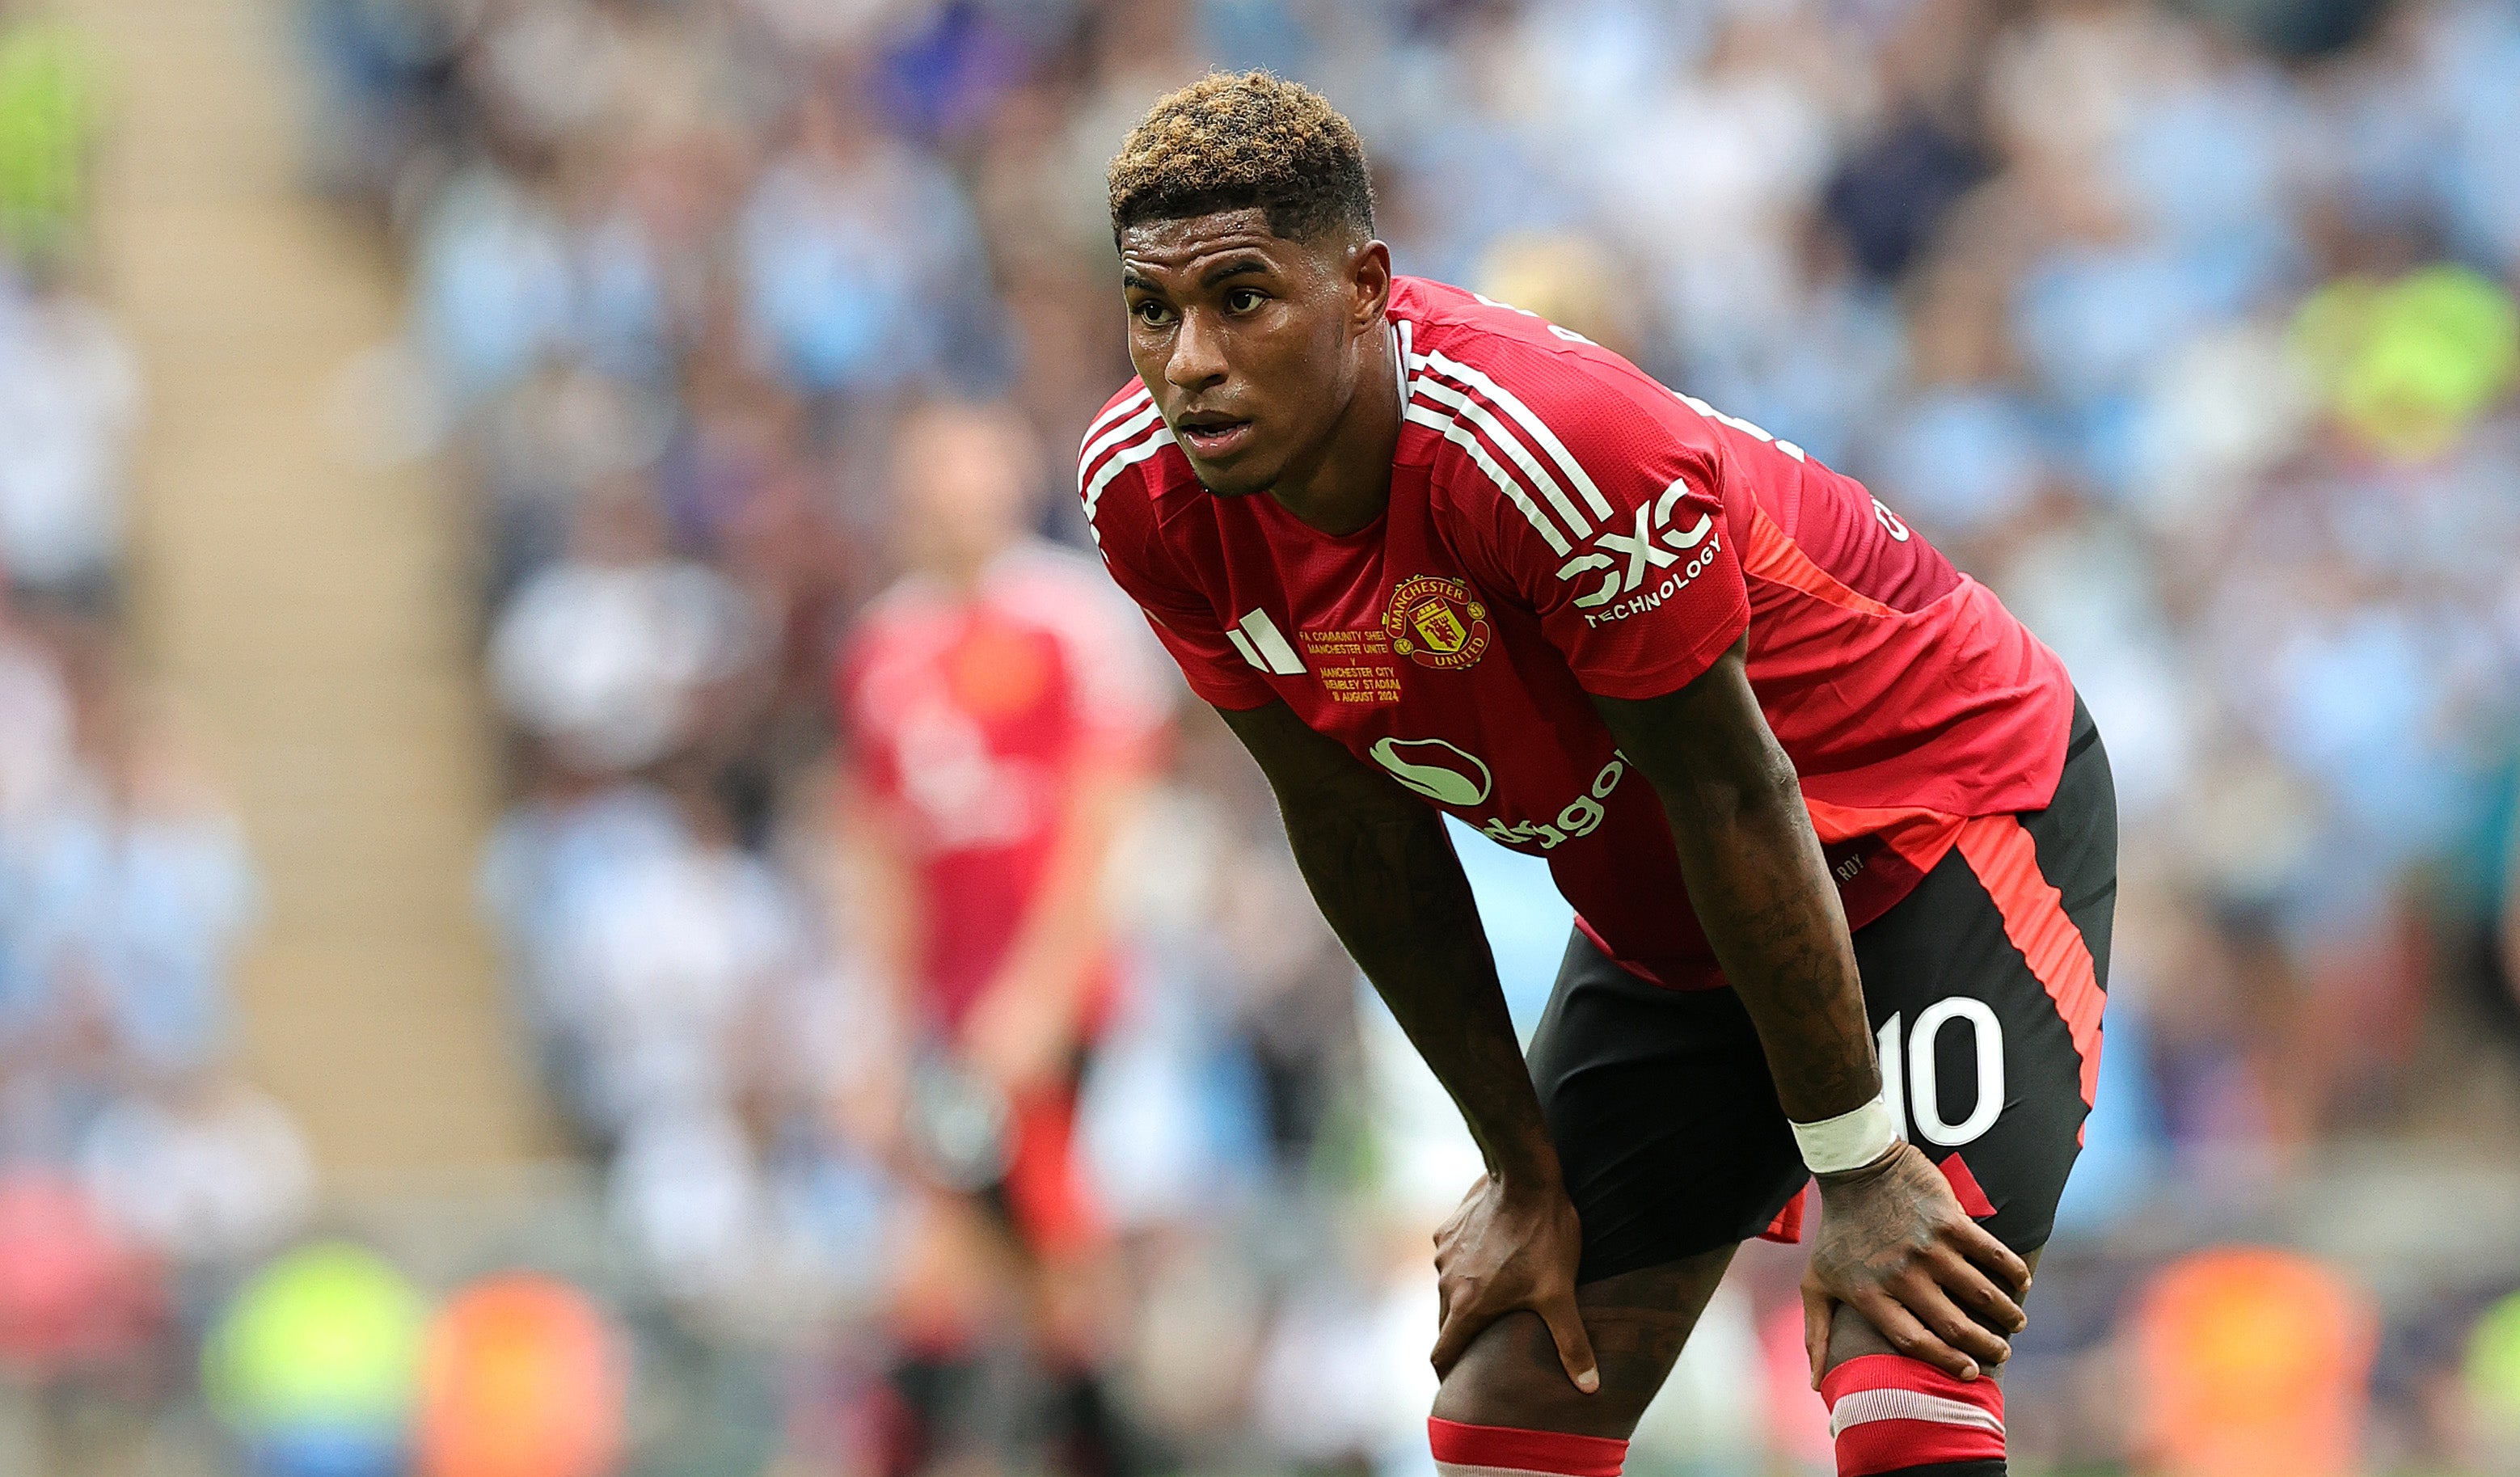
left=1477, top=751, right=1630, bottom=851
left=1369, top=736, right=1492, bottom=806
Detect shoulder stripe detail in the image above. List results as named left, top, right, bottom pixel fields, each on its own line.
left=1076, top=403, right=1165, bottom=487
left=1082, top=384, right=1154, bottom=444
left=1411, top=376, right=1593, bottom=539
left=1403, top=402, right=1573, bottom=556
left=1415, top=348, right=1617, bottom=523
left=1079, top=423, right=1176, bottom=542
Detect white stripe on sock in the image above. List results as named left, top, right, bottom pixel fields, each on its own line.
left=1826, top=1386, right=2006, bottom=1440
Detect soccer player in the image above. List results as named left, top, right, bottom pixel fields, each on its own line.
left=836, top=399, right=1167, bottom=1476
left=1078, top=74, right=2115, bottom=1477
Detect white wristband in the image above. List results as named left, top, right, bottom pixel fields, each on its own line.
left=1792, top=1092, right=1902, bottom=1175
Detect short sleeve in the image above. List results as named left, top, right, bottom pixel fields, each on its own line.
left=1454, top=354, right=1751, bottom=699
left=1078, top=424, right=1277, bottom=713
left=1097, top=539, right=1277, bottom=712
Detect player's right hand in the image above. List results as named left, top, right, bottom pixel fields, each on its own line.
left=1802, top=1141, right=2030, bottom=1384
left=1430, top=1170, right=1601, bottom=1394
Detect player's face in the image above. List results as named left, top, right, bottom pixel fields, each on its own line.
left=1118, top=209, right=1380, bottom=498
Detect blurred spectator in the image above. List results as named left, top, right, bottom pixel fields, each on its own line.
left=1, top=667, right=257, bottom=1084
left=2129, top=1247, right=2379, bottom=1477
left=416, top=1275, right=626, bottom=1477
left=205, top=1241, right=428, bottom=1477
left=488, top=484, right=756, bottom=774
left=0, top=14, right=100, bottom=267
left=0, top=266, right=137, bottom=606
left=76, top=1073, right=313, bottom=1273
left=0, top=1169, right=159, bottom=1373
left=2467, top=1289, right=2520, bottom=1471
left=739, top=88, right=995, bottom=397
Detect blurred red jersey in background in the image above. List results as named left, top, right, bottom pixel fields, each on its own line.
left=837, top=542, right=1167, bottom=1036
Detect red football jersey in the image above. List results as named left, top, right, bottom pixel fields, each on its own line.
left=1081, top=276, right=2073, bottom=989
left=838, top=543, right=1170, bottom=1028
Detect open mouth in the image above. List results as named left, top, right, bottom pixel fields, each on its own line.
left=1175, top=416, right=1254, bottom=458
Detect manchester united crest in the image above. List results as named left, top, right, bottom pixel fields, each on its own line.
left=1386, top=575, right=1492, bottom=670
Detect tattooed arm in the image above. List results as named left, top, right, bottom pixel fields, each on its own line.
left=1592, top=641, right=2028, bottom=1382
left=1586, top=639, right=1876, bottom=1122
left=1216, top=699, right=1601, bottom=1394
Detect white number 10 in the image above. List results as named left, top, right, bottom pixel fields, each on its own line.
left=1877, top=1001, right=2005, bottom=1148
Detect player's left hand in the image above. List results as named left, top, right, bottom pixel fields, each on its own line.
left=1801, top=1142, right=2029, bottom=1386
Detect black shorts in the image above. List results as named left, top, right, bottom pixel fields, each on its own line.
left=1529, top=699, right=2117, bottom=1284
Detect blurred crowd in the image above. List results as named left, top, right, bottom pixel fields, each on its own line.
left=2, top=0, right=2516, bottom=1469
left=0, top=2, right=323, bottom=1463
left=293, top=0, right=2520, bottom=1471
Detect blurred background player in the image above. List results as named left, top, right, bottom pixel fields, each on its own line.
left=833, top=399, right=1169, bottom=1477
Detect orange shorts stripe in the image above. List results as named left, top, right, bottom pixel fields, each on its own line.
left=1953, top=813, right=2103, bottom=1107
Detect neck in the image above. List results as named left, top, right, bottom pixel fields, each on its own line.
left=922, top=540, right=1007, bottom=593
left=1264, top=323, right=1403, bottom=536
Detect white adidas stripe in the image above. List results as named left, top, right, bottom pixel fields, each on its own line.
left=1404, top=402, right=1573, bottom=556
left=1079, top=424, right=1176, bottom=539
left=1076, top=403, right=1165, bottom=487
left=1235, top=609, right=1306, bottom=674
left=1414, top=348, right=1616, bottom=523
left=1081, top=384, right=1153, bottom=444
left=1826, top=1386, right=2006, bottom=1440
left=1411, top=376, right=1592, bottom=538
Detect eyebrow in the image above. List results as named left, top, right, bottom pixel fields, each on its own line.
left=1121, top=254, right=1277, bottom=296
left=1201, top=255, right=1273, bottom=287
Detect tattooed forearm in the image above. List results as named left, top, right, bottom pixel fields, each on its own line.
left=1589, top=645, right=1881, bottom=1124
left=1669, top=780, right=1878, bottom=1119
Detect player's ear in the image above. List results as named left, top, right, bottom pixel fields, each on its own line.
left=1346, top=238, right=1393, bottom=335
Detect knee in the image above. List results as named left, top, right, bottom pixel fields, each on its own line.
left=1429, top=1310, right=1650, bottom=1440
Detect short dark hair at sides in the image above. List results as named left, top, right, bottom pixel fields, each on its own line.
left=1108, top=71, right=1376, bottom=245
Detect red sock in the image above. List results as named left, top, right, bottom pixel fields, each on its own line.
left=1819, top=1356, right=2005, bottom=1475
left=1427, top=1418, right=1627, bottom=1477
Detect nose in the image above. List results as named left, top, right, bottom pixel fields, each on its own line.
left=1164, top=306, right=1229, bottom=394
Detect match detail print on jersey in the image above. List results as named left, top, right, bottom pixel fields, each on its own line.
left=1298, top=628, right=1404, bottom=704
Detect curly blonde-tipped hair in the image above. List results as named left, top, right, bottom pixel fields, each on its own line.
left=1107, top=71, right=1376, bottom=244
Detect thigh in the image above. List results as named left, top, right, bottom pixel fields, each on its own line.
left=1525, top=931, right=1808, bottom=1284
left=1851, top=707, right=2118, bottom=1256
